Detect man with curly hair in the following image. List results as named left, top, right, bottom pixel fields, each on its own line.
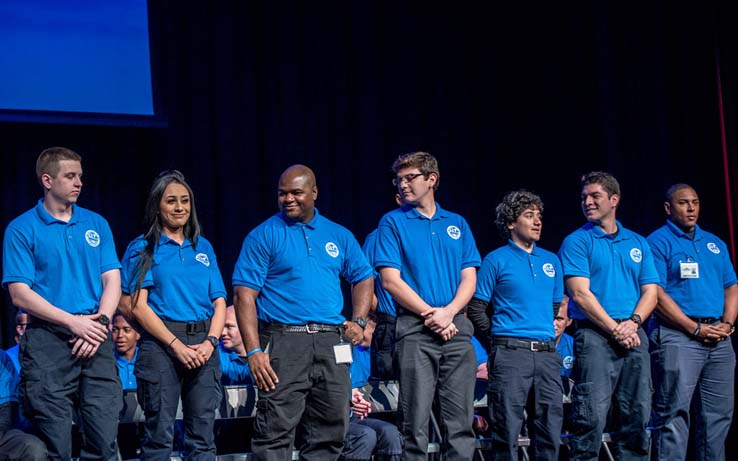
left=468, top=190, right=564, bottom=460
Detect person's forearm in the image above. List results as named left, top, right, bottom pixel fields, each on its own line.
left=97, top=269, right=121, bottom=319
left=380, top=268, right=432, bottom=315
left=446, top=268, right=476, bottom=314
left=208, top=298, right=227, bottom=339
left=351, top=277, right=374, bottom=319
left=566, top=278, right=617, bottom=332
left=654, top=287, right=697, bottom=333
left=8, top=282, right=75, bottom=328
left=233, top=287, right=262, bottom=352
left=722, top=284, right=738, bottom=325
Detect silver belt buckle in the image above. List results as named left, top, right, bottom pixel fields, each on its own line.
left=305, top=324, right=318, bottom=334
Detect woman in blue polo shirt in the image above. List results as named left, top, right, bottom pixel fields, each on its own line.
left=123, top=170, right=226, bottom=460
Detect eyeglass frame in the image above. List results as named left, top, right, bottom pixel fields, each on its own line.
left=392, top=172, right=427, bottom=187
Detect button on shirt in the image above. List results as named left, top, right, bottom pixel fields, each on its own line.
left=115, top=348, right=138, bottom=391
left=647, top=220, right=737, bottom=318
left=122, top=234, right=226, bottom=322
left=233, top=209, right=373, bottom=325
left=374, top=203, right=481, bottom=309
left=2, top=200, right=121, bottom=315
left=475, top=241, right=563, bottom=340
left=558, top=221, right=660, bottom=320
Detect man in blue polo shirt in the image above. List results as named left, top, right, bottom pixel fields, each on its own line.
left=468, top=190, right=564, bottom=460
left=233, top=164, right=374, bottom=460
left=558, top=171, right=659, bottom=460
left=374, top=152, right=481, bottom=460
left=647, top=184, right=737, bottom=461
left=2, top=146, right=122, bottom=460
left=219, top=305, right=253, bottom=385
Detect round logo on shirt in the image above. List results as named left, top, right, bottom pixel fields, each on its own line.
left=630, top=248, right=642, bottom=263
left=195, top=253, right=210, bottom=267
left=707, top=242, right=720, bottom=254
left=446, top=225, right=461, bottom=240
left=325, top=242, right=340, bottom=258
left=542, top=263, right=556, bottom=277
left=563, top=355, right=574, bottom=370
left=84, top=230, right=101, bottom=247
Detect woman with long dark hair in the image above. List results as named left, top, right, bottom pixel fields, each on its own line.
left=122, top=170, right=226, bottom=460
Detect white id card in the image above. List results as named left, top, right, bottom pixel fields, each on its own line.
left=680, top=261, right=699, bottom=279
left=334, top=343, right=353, bottom=364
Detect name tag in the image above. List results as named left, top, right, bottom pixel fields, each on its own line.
left=334, top=343, right=353, bottom=364
left=680, top=261, right=699, bottom=279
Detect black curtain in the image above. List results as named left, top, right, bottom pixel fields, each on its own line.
left=2, top=0, right=737, bottom=452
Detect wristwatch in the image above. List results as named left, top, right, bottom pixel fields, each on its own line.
left=97, top=314, right=110, bottom=327
left=206, top=335, right=219, bottom=348
left=629, top=313, right=643, bottom=328
left=352, top=317, right=367, bottom=330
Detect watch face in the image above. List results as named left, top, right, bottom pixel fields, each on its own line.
left=354, top=317, right=367, bottom=328
left=99, top=314, right=110, bottom=325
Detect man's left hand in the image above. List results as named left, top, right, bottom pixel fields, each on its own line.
left=423, top=306, right=456, bottom=334
left=343, top=321, right=363, bottom=345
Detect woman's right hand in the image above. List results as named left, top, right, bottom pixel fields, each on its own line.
left=170, top=339, right=206, bottom=369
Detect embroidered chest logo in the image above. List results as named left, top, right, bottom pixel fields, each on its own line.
left=542, top=263, right=556, bottom=277
left=563, top=355, right=574, bottom=369
left=446, top=225, right=461, bottom=240
left=195, top=253, right=210, bottom=267
left=325, top=242, right=340, bottom=258
left=630, top=248, right=642, bottom=263
left=707, top=242, right=720, bottom=254
left=85, top=230, right=101, bottom=247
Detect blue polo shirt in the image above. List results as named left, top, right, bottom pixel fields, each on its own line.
left=0, top=350, right=19, bottom=405
left=373, top=203, right=481, bottom=309
left=558, top=221, right=660, bottom=320
left=471, top=336, right=488, bottom=366
left=475, top=241, right=563, bottom=340
left=122, top=234, right=226, bottom=322
left=647, top=220, right=737, bottom=318
left=557, top=333, right=574, bottom=378
left=5, top=345, right=19, bottom=373
left=362, top=230, right=395, bottom=316
left=233, top=209, right=373, bottom=325
left=218, top=344, right=253, bottom=385
left=115, top=347, right=138, bottom=391
left=119, top=239, right=139, bottom=296
left=2, top=200, right=121, bottom=315
left=350, top=345, right=371, bottom=389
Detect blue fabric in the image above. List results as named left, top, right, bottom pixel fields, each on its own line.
left=232, top=209, right=373, bottom=324
left=558, top=221, right=660, bottom=320
left=115, top=347, right=138, bottom=391
left=122, top=234, right=226, bottom=322
left=362, top=230, right=395, bottom=316
left=557, top=333, right=574, bottom=378
left=475, top=241, right=563, bottom=340
left=647, top=220, right=738, bottom=318
left=350, top=345, right=371, bottom=389
left=649, top=323, right=735, bottom=461
left=5, top=345, right=19, bottom=373
left=0, top=350, right=19, bottom=405
left=2, top=200, right=121, bottom=314
left=373, top=203, right=481, bottom=309
left=471, top=336, right=487, bottom=367
left=218, top=344, right=253, bottom=385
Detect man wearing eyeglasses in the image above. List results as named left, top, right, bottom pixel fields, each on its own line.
left=374, top=152, right=481, bottom=460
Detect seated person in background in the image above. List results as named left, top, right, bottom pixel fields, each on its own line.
left=113, top=311, right=140, bottom=392
left=4, top=310, right=28, bottom=373
left=471, top=336, right=489, bottom=434
left=555, top=295, right=575, bottom=383
left=341, top=316, right=402, bottom=461
left=219, top=305, right=253, bottom=385
left=0, top=349, right=47, bottom=460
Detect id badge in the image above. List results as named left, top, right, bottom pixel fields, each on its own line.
left=333, top=343, right=353, bottom=364
left=680, top=261, right=699, bottom=279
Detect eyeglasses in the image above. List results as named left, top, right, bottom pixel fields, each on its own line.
left=392, top=173, right=425, bottom=186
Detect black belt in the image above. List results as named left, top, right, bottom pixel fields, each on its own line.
left=163, top=319, right=210, bottom=334
left=688, top=316, right=721, bottom=324
left=493, top=337, right=555, bottom=352
left=268, top=323, right=343, bottom=334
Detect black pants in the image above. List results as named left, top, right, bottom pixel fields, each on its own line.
left=371, top=314, right=397, bottom=381
left=20, top=322, right=122, bottom=461
left=253, top=326, right=350, bottom=461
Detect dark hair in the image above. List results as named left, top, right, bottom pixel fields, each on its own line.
left=665, top=183, right=695, bottom=203
left=391, top=151, right=440, bottom=190
left=35, top=146, right=82, bottom=184
left=132, top=170, right=200, bottom=300
left=495, top=190, right=544, bottom=238
left=580, top=171, right=620, bottom=197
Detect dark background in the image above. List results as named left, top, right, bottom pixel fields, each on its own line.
left=2, top=0, right=738, bottom=454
